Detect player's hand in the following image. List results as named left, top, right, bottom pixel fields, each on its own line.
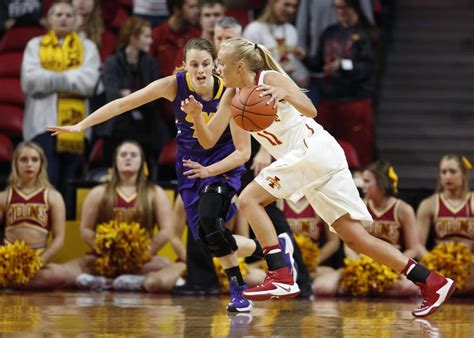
left=256, top=84, right=287, bottom=108
left=46, top=124, right=82, bottom=136
left=251, top=147, right=272, bottom=175
left=181, top=95, right=203, bottom=118
left=182, top=159, right=211, bottom=178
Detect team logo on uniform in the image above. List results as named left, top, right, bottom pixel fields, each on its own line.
left=266, top=176, right=281, bottom=190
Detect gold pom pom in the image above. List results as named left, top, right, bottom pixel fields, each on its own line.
left=421, top=242, right=473, bottom=289
left=341, top=255, right=399, bottom=296
left=94, top=221, right=152, bottom=277
left=293, top=234, right=320, bottom=272
left=213, top=257, right=248, bottom=293
left=0, top=241, right=42, bottom=287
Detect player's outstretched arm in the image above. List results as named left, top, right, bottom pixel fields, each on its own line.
left=47, top=75, right=177, bottom=135
left=181, top=88, right=235, bottom=149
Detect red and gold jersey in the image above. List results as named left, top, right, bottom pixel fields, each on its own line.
left=433, top=193, right=474, bottom=241
left=4, top=187, right=51, bottom=240
left=282, top=198, right=325, bottom=242
left=112, top=188, right=140, bottom=224
left=365, top=199, right=402, bottom=248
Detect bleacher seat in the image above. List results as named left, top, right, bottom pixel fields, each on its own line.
left=158, top=138, right=177, bottom=166
left=0, top=51, right=23, bottom=77
left=0, top=104, right=23, bottom=138
left=88, top=137, right=104, bottom=166
left=0, top=78, right=24, bottom=105
left=0, top=26, right=46, bottom=52
left=0, top=133, right=13, bottom=162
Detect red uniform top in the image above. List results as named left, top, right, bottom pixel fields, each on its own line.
left=3, top=187, right=51, bottom=248
left=365, top=199, right=402, bottom=248
left=150, top=21, right=201, bottom=77
left=434, top=193, right=474, bottom=241
left=112, top=188, right=141, bottom=224
left=282, top=199, right=325, bottom=242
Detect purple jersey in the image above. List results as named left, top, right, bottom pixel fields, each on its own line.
left=172, top=71, right=245, bottom=239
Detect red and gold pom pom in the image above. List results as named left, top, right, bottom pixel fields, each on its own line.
left=293, top=234, right=320, bottom=272
left=0, top=241, right=42, bottom=287
left=421, top=242, right=473, bottom=289
left=94, top=221, right=151, bottom=277
left=341, top=255, right=399, bottom=296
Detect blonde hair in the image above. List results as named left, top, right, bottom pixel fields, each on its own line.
left=220, top=37, right=303, bottom=90
left=98, top=140, right=155, bottom=234
left=8, top=142, right=53, bottom=189
left=436, top=153, right=471, bottom=196
left=257, top=0, right=277, bottom=23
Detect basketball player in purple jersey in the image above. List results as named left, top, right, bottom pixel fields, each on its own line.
left=48, top=38, right=298, bottom=312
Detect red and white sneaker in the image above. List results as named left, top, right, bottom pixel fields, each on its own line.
left=412, top=271, right=456, bottom=317
left=242, top=267, right=300, bottom=301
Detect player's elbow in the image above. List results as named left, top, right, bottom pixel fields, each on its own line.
left=199, top=137, right=218, bottom=149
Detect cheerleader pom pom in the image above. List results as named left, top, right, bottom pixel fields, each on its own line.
left=341, top=255, right=399, bottom=296
left=293, top=234, right=320, bottom=272
left=94, top=221, right=151, bottom=277
left=0, top=241, right=42, bottom=287
left=421, top=242, right=473, bottom=289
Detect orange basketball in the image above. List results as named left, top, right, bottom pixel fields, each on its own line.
left=230, top=85, right=278, bottom=132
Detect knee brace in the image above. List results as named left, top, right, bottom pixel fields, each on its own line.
left=198, top=183, right=238, bottom=257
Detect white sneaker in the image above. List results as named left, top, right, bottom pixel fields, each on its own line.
left=75, top=273, right=108, bottom=291
left=112, top=274, right=145, bottom=291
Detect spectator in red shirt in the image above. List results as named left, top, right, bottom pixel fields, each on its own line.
left=150, top=0, right=200, bottom=77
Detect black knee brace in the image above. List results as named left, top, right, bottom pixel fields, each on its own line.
left=198, top=183, right=238, bottom=257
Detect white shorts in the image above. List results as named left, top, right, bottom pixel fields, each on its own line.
left=255, top=129, right=372, bottom=227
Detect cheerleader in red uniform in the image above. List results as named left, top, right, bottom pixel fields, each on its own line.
left=417, top=154, right=474, bottom=294
left=0, top=141, right=66, bottom=289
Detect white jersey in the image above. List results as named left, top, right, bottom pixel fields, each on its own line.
left=249, top=70, right=323, bottom=159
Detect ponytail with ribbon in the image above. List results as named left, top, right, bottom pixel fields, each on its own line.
left=387, top=165, right=398, bottom=194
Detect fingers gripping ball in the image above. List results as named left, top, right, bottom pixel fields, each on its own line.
left=230, top=85, right=278, bottom=132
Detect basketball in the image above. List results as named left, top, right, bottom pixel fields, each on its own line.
left=230, top=85, right=278, bottom=132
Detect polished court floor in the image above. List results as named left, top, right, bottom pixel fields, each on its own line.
left=0, top=291, right=473, bottom=337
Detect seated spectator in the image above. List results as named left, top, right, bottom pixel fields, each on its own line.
left=100, top=16, right=167, bottom=169
left=243, top=0, right=310, bottom=88
left=417, top=154, right=474, bottom=295
left=311, top=0, right=376, bottom=167
left=199, top=0, right=225, bottom=42
left=0, top=0, right=43, bottom=38
left=21, top=0, right=100, bottom=194
left=71, top=0, right=115, bottom=61
left=0, top=141, right=66, bottom=289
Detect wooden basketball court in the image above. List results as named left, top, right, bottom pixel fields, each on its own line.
left=0, top=291, right=473, bottom=336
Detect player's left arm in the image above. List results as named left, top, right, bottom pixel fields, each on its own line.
left=257, top=72, right=317, bottom=118
left=399, top=200, right=422, bottom=259
left=42, top=190, right=66, bottom=264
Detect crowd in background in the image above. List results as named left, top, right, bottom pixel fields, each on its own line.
left=0, top=0, right=472, bottom=297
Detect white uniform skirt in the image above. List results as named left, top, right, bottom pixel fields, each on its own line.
left=254, top=129, right=373, bottom=227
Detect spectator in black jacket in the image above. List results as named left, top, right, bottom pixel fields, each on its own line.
left=100, top=16, right=169, bottom=168
left=312, top=0, right=376, bottom=167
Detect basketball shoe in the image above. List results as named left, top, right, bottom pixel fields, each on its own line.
left=75, top=273, right=109, bottom=291
left=412, top=271, right=456, bottom=317
left=278, top=232, right=298, bottom=282
left=227, top=279, right=253, bottom=313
